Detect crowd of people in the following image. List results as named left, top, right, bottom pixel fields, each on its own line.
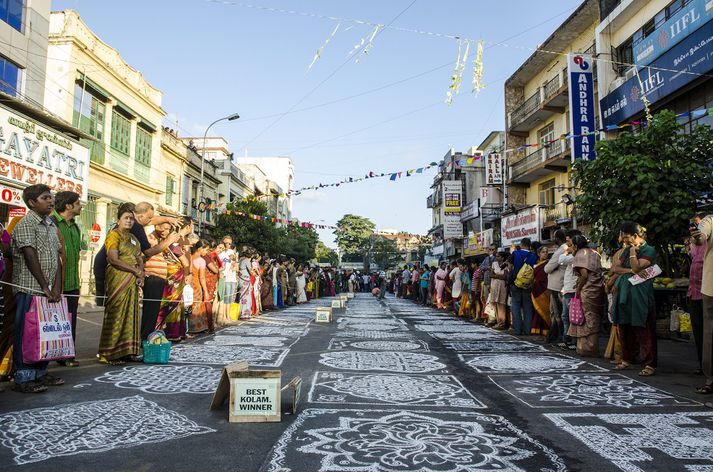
left=394, top=218, right=713, bottom=401
left=0, top=184, right=339, bottom=393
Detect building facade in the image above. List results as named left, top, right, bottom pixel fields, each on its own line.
left=426, top=149, right=465, bottom=261
left=503, top=0, right=599, bottom=245
left=0, top=0, right=90, bottom=226
left=597, top=0, right=713, bottom=134
left=238, top=156, right=294, bottom=218
left=45, top=10, right=181, bottom=293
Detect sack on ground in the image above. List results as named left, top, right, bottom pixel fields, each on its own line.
left=569, top=296, right=585, bottom=326
left=229, top=303, right=241, bottom=321
left=22, top=296, right=75, bottom=363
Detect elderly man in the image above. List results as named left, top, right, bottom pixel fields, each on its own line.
left=695, top=213, right=713, bottom=399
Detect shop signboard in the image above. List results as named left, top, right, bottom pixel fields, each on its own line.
left=0, top=183, right=24, bottom=206
left=567, top=54, right=596, bottom=161
left=601, top=20, right=713, bottom=127
left=0, top=105, right=89, bottom=200
left=8, top=206, right=26, bottom=218
left=463, top=229, right=493, bottom=256
left=442, top=180, right=463, bottom=239
left=634, top=0, right=713, bottom=66
left=486, top=153, right=503, bottom=185
left=459, top=200, right=480, bottom=222
left=500, top=206, right=540, bottom=248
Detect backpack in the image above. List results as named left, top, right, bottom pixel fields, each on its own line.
left=513, top=251, right=535, bottom=289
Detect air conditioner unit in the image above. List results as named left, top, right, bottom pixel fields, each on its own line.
left=624, top=66, right=636, bottom=81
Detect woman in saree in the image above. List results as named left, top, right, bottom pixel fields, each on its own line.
left=613, top=222, right=658, bottom=376
left=238, top=249, right=253, bottom=320
left=202, top=242, right=220, bottom=332
left=99, top=204, right=144, bottom=365
left=296, top=264, right=308, bottom=303
left=442, top=264, right=454, bottom=310
left=434, top=261, right=448, bottom=309
left=0, top=217, right=20, bottom=379
left=457, top=261, right=472, bottom=317
left=490, top=252, right=510, bottom=330
left=261, top=259, right=274, bottom=311
left=568, top=235, right=606, bottom=357
left=604, top=233, right=627, bottom=364
left=531, top=246, right=552, bottom=337
left=154, top=223, right=191, bottom=341
left=252, top=255, right=263, bottom=316
left=188, top=241, right=211, bottom=335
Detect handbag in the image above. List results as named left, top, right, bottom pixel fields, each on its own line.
left=484, top=293, right=495, bottom=320
left=569, top=295, right=585, bottom=326
left=22, top=296, right=75, bottom=363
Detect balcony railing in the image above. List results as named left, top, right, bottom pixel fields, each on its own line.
left=543, top=68, right=567, bottom=101
left=510, top=90, right=541, bottom=128
left=544, top=139, right=568, bottom=160
left=511, top=147, right=544, bottom=180
left=542, top=202, right=569, bottom=223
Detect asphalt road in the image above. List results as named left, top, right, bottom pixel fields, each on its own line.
left=0, top=293, right=711, bottom=471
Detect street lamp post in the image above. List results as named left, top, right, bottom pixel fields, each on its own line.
left=197, top=113, right=240, bottom=234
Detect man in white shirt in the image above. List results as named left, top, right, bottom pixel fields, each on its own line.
left=558, top=229, right=581, bottom=350
left=362, top=273, right=370, bottom=292
left=544, top=229, right=567, bottom=344
left=400, top=265, right=411, bottom=298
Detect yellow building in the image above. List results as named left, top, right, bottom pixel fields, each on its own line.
left=503, top=0, right=599, bottom=243
left=44, top=10, right=183, bottom=293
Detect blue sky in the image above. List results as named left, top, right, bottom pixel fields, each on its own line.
left=55, top=0, right=578, bottom=247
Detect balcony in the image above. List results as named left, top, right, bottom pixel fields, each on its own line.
left=543, top=67, right=568, bottom=108
left=542, top=202, right=570, bottom=226
left=510, top=140, right=570, bottom=184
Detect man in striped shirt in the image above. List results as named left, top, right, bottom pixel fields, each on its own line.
left=52, top=191, right=85, bottom=367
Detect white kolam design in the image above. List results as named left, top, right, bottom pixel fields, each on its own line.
left=546, top=412, right=713, bottom=472
left=308, top=372, right=484, bottom=407
left=203, top=335, right=290, bottom=347
left=319, top=351, right=445, bottom=373
left=170, top=344, right=289, bottom=367
left=442, top=340, right=547, bottom=353
left=328, top=339, right=429, bottom=352
left=334, top=330, right=415, bottom=340
left=0, top=395, right=214, bottom=465
left=461, top=353, right=607, bottom=374
left=432, top=331, right=516, bottom=341
left=94, top=365, right=221, bottom=394
left=265, top=409, right=566, bottom=472
left=491, top=373, right=700, bottom=408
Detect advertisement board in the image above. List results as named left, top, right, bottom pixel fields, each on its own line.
left=601, top=20, right=713, bottom=127
left=442, top=180, right=463, bottom=239
left=486, top=153, right=504, bottom=185
left=0, top=104, right=89, bottom=200
left=463, top=229, right=493, bottom=256
left=500, top=206, right=540, bottom=248
left=567, top=54, right=596, bottom=161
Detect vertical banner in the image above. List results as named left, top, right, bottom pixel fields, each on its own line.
left=486, top=153, right=503, bottom=185
left=442, top=180, right=463, bottom=239
left=567, top=54, right=595, bottom=161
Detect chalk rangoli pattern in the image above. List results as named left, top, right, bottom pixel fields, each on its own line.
left=340, top=323, right=405, bottom=331
left=203, top=335, right=289, bottom=347
left=220, top=326, right=307, bottom=337
left=319, top=351, right=445, bottom=373
left=334, top=330, right=415, bottom=340
left=265, top=409, right=565, bottom=472
left=414, top=324, right=488, bottom=333
left=170, top=344, right=289, bottom=366
left=94, top=365, right=220, bottom=394
left=442, top=340, right=546, bottom=353
left=461, top=353, right=607, bottom=374
left=492, top=373, right=699, bottom=408
left=546, top=412, right=713, bottom=472
left=308, top=372, right=484, bottom=407
left=0, top=395, right=214, bottom=465
left=431, top=331, right=513, bottom=341
left=328, top=339, right=429, bottom=351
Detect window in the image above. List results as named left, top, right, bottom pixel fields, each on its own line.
left=0, top=0, right=23, bottom=32
left=135, top=127, right=152, bottom=166
left=72, top=83, right=106, bottom=164
left=538, top=179, right=556, bottom=206
left=0, top=55, right=20, bottom=96
left=615, top=38, right=633, bottom=76
left=110, top=111, right=131, bottom=155
left=165, top=175, right=174, bottom=206
left=538, top=122, right=555, bottom=144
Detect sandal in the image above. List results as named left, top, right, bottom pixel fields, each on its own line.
left=12, top=381, right=48, bottom=393
left=37, top=374, right=65, bottom=386
left=638, top=366, right=656, bottom=377
left=614, top=362, right=632, bottom=370
left=695, top=385, right=713, bottom=395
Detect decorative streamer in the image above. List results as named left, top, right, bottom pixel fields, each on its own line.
left=445, top=40, right=463, bottom=106
left=354, top=24, right=384, bottom=63
left=307, top=22, right=341, bottom=72
left=472, top=39, right=485, bottom=95
left=633, top=66, right=653, bottom=123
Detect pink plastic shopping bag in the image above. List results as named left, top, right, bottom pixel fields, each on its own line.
left=22, top=296, right=75, bottom=363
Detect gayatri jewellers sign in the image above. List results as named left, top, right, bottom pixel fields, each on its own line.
left=0, top=105, right=89, bottom=199
left=601, top=20, right=713, bottom=127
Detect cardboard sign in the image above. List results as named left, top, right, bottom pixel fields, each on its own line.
left=209, top=360, right=249, bottom=411
left=331, top=300, right=342, bottom=309
left=316, top=307, right=333, bottom=323
left=281, top=376, right=302, bottom=415
left=346, top=292, right=355, bottom=299
left=230, top=370, right=281, bottom=423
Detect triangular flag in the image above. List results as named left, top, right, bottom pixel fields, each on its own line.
left=416, top=168, right=424, bottom=173
left=389, top=173, right=397, bottom=181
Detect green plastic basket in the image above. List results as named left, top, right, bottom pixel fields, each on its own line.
left=142, top=340, right=172, bottom=364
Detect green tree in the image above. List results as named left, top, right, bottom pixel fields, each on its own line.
left=372, top=236, right=402, bottom=269
left=215, top=198, right=282, bottom=254
left=334, top=214, right=376, bottom=256
left=279, top=225, right=318, bottom=262
left=315, top=240, right=339, bottom=266
left=573, top=110, right=713, bottom=274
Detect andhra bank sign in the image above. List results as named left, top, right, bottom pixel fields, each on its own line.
left=0, top=106, right=89, bottom=200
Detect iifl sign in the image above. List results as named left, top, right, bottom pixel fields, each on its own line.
left=567, top=54, right=595, bottom=161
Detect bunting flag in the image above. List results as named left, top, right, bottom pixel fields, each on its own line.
left=446, top=40, right=463, bottom=106
left=349, top=24, right=383, bottom=62
left=472, top=39, right=485, bottom=95
left=307, top=22, right=341, bottom=72
left=221, top=209, right=339, bottom=230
